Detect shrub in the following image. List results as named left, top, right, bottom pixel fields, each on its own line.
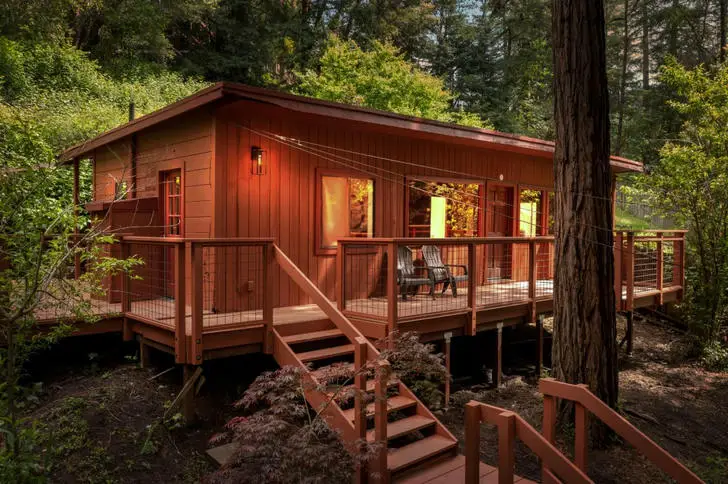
left=377, top=331, right=449, bottom=409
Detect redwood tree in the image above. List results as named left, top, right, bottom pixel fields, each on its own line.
left=551, top=0, right=618, bottom=442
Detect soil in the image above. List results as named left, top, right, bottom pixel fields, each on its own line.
left=20, top=314, right=728, bottom=483
left=440, top=313, right=728, bottom=483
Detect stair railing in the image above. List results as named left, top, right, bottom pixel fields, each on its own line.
left=465, top=401, right=591, bottom=484
left=539, top=378, right=702, bottom=484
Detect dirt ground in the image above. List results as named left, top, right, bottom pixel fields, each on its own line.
left=441, top=313, right=728, bottom=483
left=21, top=314, right=728, bottom=483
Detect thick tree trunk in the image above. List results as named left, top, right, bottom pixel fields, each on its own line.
left=552, top=0, right=618, bottom=446
left=720, top=0, right=727, bottom=62
left=641, top=0, right=649, bottom=90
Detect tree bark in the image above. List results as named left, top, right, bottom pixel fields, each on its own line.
left=720, top=0, right=727, bottom=62
left=552, top=0, right=618, bottom=446
left=641, top=0, right=650, bottom=90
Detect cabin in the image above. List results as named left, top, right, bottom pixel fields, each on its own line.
left=51, top=82, right=687, bottom=482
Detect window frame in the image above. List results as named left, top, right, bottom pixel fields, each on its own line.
left=516, top=184, right=551, bottom=237
left=315, top=168, right=377, bottom=256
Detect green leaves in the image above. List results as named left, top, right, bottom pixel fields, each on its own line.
left=296, top=35, right=490, bottom=128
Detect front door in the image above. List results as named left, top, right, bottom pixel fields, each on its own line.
left=487, top=185, right=514, bottom=280
left=162, top=169, right=182, bottom=297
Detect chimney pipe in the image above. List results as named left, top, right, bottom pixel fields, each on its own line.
left=129, top=102, right=135, bottom=121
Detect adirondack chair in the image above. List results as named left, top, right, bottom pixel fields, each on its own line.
left=422, top=245, right=469, bottom=297
left=397, top=246, right=435, bottom=300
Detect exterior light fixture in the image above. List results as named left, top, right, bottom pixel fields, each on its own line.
left=251, top=146, right=266, bottom=175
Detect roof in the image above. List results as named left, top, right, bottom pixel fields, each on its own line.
left=58, top=82, right=643, bottom=173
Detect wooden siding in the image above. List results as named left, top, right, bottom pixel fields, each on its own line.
left=92, top=109, right=215, bottom=239
left=213, top=100, right=554, bottom=308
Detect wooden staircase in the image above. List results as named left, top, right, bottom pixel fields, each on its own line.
left=271, top=245, right=459, bottom=482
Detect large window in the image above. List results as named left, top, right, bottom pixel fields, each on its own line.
left=408, top=181, right=480, bottom=237
left=518, top=188, right=552, bottom=237
left=319, top=174, right=374, bottom=250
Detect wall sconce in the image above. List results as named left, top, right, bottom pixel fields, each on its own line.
left=251, top=146, right=266, bottom=175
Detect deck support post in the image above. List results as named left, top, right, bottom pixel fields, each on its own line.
left=263, top=242, right=274, bottom=354
left=444, top=332, right=452, bottom=409
left=174, top=243, right=186, bottom=364
left=614, top=232, right=623, bottom=311
left=528, top=240, right=537, bottom=324
left=182, top=364, right=196, bottom=423
left=656, top=233, right=664, bottom=305
left=626, top=310, right=634, bottom=355
left=625, top=232, right=635, bottom=312
left=536, top=314, right=544, bottom=377
left=495, top=323, right=503, bottom=387
left=189, top=242, right=203, bottom=364
left=139, top=337, right=151, bottom=369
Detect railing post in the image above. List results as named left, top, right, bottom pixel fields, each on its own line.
left=496, top=411, right=516, bottom=484
left=542, top=394, right=557, bottom=482
left=574, top=398, right=589, bottom=472
left=336, top=242, right=346, bottom=311
left=625, top=232, right=635, bottom=311
left=464, top=402, right=481, bottom=484
left=354, top=336, right=368, bottom=484
left=678, top=232, right=686, bottom=297
left=613, top=232, right=623, bottom=311
left=374, top=360, right=391, bottom=483
left=444, top=332, right=452, bottom=408
left=120, top=239, right=131, bottom=314
left=528, top=239, right=537, bottom=324
left=386, top=242, right=398, bottom=347
left=263, top=242, right=274, bottom=353
left=536, top=313, right=544, bottom=377
left=174, top=242, right=186, bottom=364
left=189, top=242, right=203, bottom=364
left=656, top=233, right=664, bottom=305
left=467, top=242, right=477, bottom=335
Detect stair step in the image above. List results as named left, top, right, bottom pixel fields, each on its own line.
left=282, top=328, right=344, bottom=345
left=297, top=344, right=354, bottom=363
left=342, top=395, right=416, bottom=421
left=387, top=435, right=457, bottom=474
left=366, top=415, right=435, bottom=442
left=311, top=362, right=354, bottom=381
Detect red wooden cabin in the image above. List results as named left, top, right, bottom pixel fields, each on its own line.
left=51, top=83, right=686, bottom=481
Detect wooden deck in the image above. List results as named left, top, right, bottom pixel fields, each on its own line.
left=397, top=455, right=536, bottom=483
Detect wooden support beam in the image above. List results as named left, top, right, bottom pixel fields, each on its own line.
left=139, top=337, right=151, bottom=369
left=613, top=232, right=623, bottom=312
left=536, top=314, right=544, bottom=377
left=72, top=157, right=81, bottom=279
left=354, top=337, right=367, bottom=484
left=444, top=332, right=452, bottom=409
left=574, top=400, right=589, bottom=472
left=174, top=243, right=186, bottom=364
left=374, top=360, right=391, bottom=484
left=263, top=242, right=274, bottom=353
left=626, top=311, right=634, bottom=355
left=496, top=411, right=516, bottom=484
left=625, top=232, right=635, bottom=311
left=528, top=240, right=537, bottom=324
left=656, top=233, right=664, bottom=305
left=542, top=394, right=557, bottom=482
left=180, top=365, right=201, bottom=423
left=495, top=323, right=503, bottom=387
left=189, top=242, right=203, bottom=364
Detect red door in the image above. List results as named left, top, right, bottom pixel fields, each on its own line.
left=487, top=185, right=514, bottom=280
left=162, top=170, right=182, bottom=297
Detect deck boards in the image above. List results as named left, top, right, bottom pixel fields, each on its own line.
left=396, top=455, right=536, bottom=483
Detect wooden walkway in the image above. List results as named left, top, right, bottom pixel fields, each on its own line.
left=397, top=455, right=536, bottom=483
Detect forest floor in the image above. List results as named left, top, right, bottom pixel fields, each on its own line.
left=22, top=315, right=728, bottom=483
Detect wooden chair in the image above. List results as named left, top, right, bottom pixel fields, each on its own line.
left=397, top=246, right=435, bottom=300
left=422, top=245, right=469, bottom=297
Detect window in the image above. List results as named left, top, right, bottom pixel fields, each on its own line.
left=548, top=191, right=555, bottom=235
left=519, top=189, right=543, bottom=236
left=319, top=175, right=374, bottom=250
left=408, top=181, right=480, bottom=237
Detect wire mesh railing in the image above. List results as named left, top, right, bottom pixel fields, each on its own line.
left=338, top=237, right=556, bottom=331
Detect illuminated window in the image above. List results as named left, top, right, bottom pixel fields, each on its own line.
left=519, top=189, right=543, bottom=236
left=408, top=181, right=480, bottom=237
left=320, top=175, right=374, bottom=249
left=548, top=192, right=555, bottom=235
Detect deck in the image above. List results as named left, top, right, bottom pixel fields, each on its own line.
left=34, top=231, right=686, bottom=364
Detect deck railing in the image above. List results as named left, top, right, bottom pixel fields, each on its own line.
left=119, top=236, right=275, bottom=364
left=538, top=378, right=702, bottom=484
left=337, top=237, right=556, bottom=336
left=614, top=230, right=686, bottom=311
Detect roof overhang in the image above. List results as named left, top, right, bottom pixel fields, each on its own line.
left=58, top=82, right=643, bottom=173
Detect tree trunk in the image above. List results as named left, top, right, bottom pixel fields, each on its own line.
left=615, top=0, right=630, bottom=156
left=720, top=0, right=727, bottom=62
left=641, top=0, right=650, bottom=90
left=552, top=0, right=619, bottom=446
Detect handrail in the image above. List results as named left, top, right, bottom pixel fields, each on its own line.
left=338, top=236, right=556, bottom=245
left=539, top=378, right=703, bottom=484
left=121, top=235, right=275, bottom=245
left=465, top=401, right=592, bottom=484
